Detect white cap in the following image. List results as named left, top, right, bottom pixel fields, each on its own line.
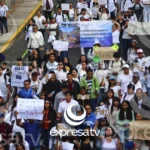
left=94, top=39, right=100, bottom=45
left=137, top=49, right=143, bottom=53
left=123, top=64, right=129, bottom=69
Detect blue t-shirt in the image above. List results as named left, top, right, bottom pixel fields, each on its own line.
left=23, top=121, right=41, bottom=148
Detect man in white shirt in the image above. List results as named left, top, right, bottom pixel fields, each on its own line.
left=53, top=7, right=68, bottom=24
left=57, top=91, right=81, bottom=126
left=117, top=64, right=133, bottom=94
left=78, top=8, right=90, bottom=21
left=0, top=0, right=8, bottom=35
left=42, top=0, right=54, bottom=21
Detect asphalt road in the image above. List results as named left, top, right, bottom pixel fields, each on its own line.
left=4, top=31, right=81, bottom=67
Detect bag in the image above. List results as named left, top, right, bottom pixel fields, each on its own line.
left=33, top=33, right=44, bottom=51
left=39, top=45, right=44, bottom=51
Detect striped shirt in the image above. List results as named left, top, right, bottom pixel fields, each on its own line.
left=86, top=79, right=92, bottom=94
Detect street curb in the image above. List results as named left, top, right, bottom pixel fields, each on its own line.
left=0, top=0, right=42, bottom=53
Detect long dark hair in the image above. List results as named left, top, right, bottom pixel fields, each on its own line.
left=98, top=117, right=109, bottom=130
left=119, top=100, right=133, bottom=121
left=111, top=97, right=121, bottom=114
left=103, top=89, right=115, bottom=106
left=13, top=132, right=23, bottom=146
left=77, top=55, right=89, bottom=64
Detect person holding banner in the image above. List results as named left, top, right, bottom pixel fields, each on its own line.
left=78, top=8, right=91, bottom=21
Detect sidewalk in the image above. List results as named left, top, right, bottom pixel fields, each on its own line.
left=0, top=0, right=42, bottom=53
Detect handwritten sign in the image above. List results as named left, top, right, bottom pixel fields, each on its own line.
left=17, top=98, right=44, bottom=120
left=61, top=4, right=69, bottom=10
left=53, top=40, right=69, bottom=51
left=95, top=105, right=109, bottom=119
left=62, top=142, right=74, bottom=150
left=94, top=47, right=115, bottom=60
left=11, top=66, right=29, bottom=87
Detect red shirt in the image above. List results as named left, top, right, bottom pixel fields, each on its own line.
left=68, top=82, right=73, bottom=92
left=0, top=122, right=12, bottom=140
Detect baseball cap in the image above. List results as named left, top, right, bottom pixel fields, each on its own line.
left=110, top=75, right=117, bottom=80
left=123, top=64, right=129, bottom=69
left=125, top=141, right=135, bottom=149
left=137, top=49, right=143, bottom=53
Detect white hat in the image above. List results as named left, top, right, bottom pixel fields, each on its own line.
left=123, top=64, right=129, bottom=69
left=94, top=39, right=100, bottom=45
left=137, top=49, right=143, bottom=53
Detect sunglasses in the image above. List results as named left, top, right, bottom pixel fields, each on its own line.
left=85, top=107, right=91, bottom=110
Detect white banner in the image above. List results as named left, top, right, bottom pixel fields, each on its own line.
left=128, top=22, right=150, bottom=35
left=11, top=66, right=29, bottom=87
left=61, top=4, right=69, bottom=10
left=53, top=40, right=69, bottom=51
left=95, top=105, right=109, bottom=119
left=62, top=142, right=74, bottom=150
left=17, top=98, right=44, bottom=120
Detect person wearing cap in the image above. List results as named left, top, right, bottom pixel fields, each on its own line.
left=125, top=141, right=136, bottom=150
left=30, top=71, right=43, bottom=96
left=109, top=52, right=125, bottom=76
left=117, top=64, right=133, bottom=94
left=133, top=49, right=146, bottom=85
left=18, top=80, right=39, bottom=99
left=130, top=72, right=147, bottom=94
left=122, top=19, right=132, bottom=61
left=78, top=8, right=91, bottom=21
left=132, top=0, right=144, bottom=21
left=127, top=40, right=138, bottom=65
left=87, top=39, right=101, bottom=70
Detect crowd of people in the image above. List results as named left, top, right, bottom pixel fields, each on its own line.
left=0, top=0, right=150, bottom=150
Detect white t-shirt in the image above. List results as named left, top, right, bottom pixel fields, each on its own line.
left=122, top=28, right=132, bottom=39
left=117, top=72, right=133, bottom=94
left=69, top=8, right=75, bottom=18
left=0, top=5, right=8, bottom=17
left=58, top=99, right=81, bottom=125
left=110, top=86, right=121, bottom=97
left=121, top=93, right=134, bottom=103
left=53, top=13, right=68, bottom=23
left=76, top=2, right=88, bottom=14
left=112, top=30, right=120, bottom=44
left=33, top=15, right=46, bottom=29
left=131, top=81, right=147, bottom=93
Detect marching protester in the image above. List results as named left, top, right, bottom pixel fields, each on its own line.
left=0, top=0, right=8, bottom=35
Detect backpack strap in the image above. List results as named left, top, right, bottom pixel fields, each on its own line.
left=111, top=60, right=114, bottom=68
left=123, top=92, right=127, bottom=101
left=120, top=60, right=123, bottom=68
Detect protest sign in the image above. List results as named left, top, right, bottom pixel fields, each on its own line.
left=91, top=7, right=99, bottom=18
left=17, top=98, right=44, bottom=120
left=94, top=47, right=115, bottom=60
left=62, top=142, right=74, bottom=150
left=95, top=105, right=109, bottom=119
left=61, top=3, right=69, bottom=10
left=59, top=21, right=112, bottom=48
left=128, top=22, right=150, bottom=35
left=53, top=40, right=69, bottom=51
left=11, top=66, right=29, bottom=87
left=98, top=0, right=107, bottom=5
left=129, top=120, right=150, bottom=140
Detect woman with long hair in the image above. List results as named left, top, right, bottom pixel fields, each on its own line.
left=76, top=55, right=93, bottom=71
left=117, top=100, right=135, bottom=149
left=103, top=89, right=115, bottom=106
left=108, top=97, right=121, bottom=133
left=63, top=57, right=73, bottom=72
left=71, top=69, right=79, bottom=82
left=94, top=124, right=122, bottom=150
left=9, top=132, right=29, bottom=150
left=78, top=61, right=87, bottom=79
left=42, top=100, right=56, bottom=150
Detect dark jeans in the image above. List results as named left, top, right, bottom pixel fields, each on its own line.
left=0, top=17, right=8, bottom=34
left=122, top=38, right=132, bottom=61
left=42, top=128, right=50, bottom=147
left=110, top=10, right=116, bottom=20
left=91, top=98, right=97, bottom=112
left=38, top=29, right=45, bottom=38
left=43, top=10, right=52, bottom=21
